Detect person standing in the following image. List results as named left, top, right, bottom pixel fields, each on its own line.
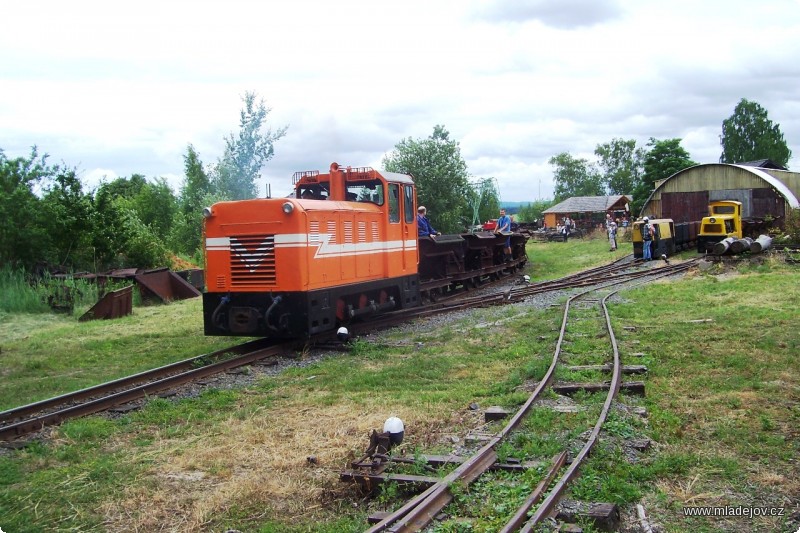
left=642, top=216, right=654, bottom=261
left=417, top=206, right=440, bottom=238
left=562, top=216, right=572, bottom=242
left=495, top=208, right=512, bottom=262
left=607, top=217, right=618, bottom=251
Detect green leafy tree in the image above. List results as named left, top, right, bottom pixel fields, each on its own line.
left=632, top=138, right=697, bottom=215
left=550, top=152, right=605, bottom=202
left=91, top=180, right=132, bottom=267
left=39, top=167, right=95, bottom=269
left=91, top=175, right=176, bottom=268
left=594, top=138, right=644, bottom=195
left=0, top=147, right=54, bottom=269
left=517, top=199, right=555, bottom=223
left=214, top=92, right=287, bottom=200
left=170, top=145, right=215, bottom=255
left=720, top=98, right=792, bottom=167
left=122, top=207, right=171, bottom=268
left=180, top=144, right=213, bottom=215
left=130, top=177, right=177, bottom=241
left=382, top=125, right=471, bottom=233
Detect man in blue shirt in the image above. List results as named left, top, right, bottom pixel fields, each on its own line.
left=495, top=209, right=512, bottom=262
left=417, top=206, right=440, bottom=238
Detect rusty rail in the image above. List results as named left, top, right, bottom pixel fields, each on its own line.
left=0, top=338, right=290, bottom=440
left=364, top=258, right=698, bottom=532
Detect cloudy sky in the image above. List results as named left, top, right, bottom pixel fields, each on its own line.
left=2, top=0, right=799, bottom=201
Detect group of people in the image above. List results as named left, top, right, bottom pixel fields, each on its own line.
left=419, top=206, right=657, bottom=262
left=607, top=213, right=656, bottom=259
left=558, top=216, right=573, bottom=241
left=418, top=206, right=514, bottom=262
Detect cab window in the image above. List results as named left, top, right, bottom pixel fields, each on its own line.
left=297, top=184, right=328, bottom=200
left=403, top=185, right=415, bottom=223
left=388, top=184, right=400, bottom=223
left=345, top=180, right=384, bottom=204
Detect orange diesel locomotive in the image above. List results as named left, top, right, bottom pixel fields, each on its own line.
left=203, top=163, right=421, bottom=338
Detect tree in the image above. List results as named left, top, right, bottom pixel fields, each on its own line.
left=720, top=98, right=792, bottom=167
left=0, top=147, right=54, bottom=268
left=517, top=199, right=555, bottom=224
left=180, top=144, right=213, bottom=215
left=382, top=125, right=471, bottom=233
left=632, top=138, right=696, bottom=215
left=39, top=167, right=95, bottom=269
left=214, top=92, right=287, bottom=200
left=91, top=174, right=176, bottom=269
left=549, top=152, right=604, bottom=202
left=594, top=138, right=644, bottom=195
left=171, top=144, right=215, bottom=256
left=130, top=177, right=177, bottom=241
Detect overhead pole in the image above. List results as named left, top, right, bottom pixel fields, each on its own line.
left=469, top=178, right=501, bottom=230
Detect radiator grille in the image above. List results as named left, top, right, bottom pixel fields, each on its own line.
left=344, top=221, right=353, bottom=243
left=358, top=221, right=367, bottom=243
left=229, top=235, right=276, bottom=286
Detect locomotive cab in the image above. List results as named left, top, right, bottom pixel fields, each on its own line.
left=631, top=218, right=676, bottom=259
left=697, top=200, right=743, bottom=253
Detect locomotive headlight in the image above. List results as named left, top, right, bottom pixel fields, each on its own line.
left=709, top=217, right=716, bottom=223
left=202, top=206, right=213, bottom=218
left=282, top=201, right=294, bottom=214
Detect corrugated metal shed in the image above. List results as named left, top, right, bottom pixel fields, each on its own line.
left=640, top=163, right=799, bottom=226
left=738, top=159, right=787, bottom=170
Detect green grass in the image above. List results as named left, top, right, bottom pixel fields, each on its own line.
left=526, top=231, right=629, bottom=281
left=0, top=239, right=798, bottom=532
left=0, top=297, right=244, bottom=410
left=0, top=265, right=141, bottom=316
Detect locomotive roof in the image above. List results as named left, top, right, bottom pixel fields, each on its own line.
left=379, top=171, right=415, bottom=184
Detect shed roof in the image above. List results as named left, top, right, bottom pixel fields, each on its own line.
left=543, top=195, right=631, bottom=214
left=738, top=159, right=787, bottom=170
left=639, top=163, right=800, bottom=215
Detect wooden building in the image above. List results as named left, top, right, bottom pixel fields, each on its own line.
left=639, top=163, right=800, bottom=226
left=542, top=195, right=631, bottom=229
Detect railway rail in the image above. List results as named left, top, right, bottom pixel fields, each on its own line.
left=347, top=257, right=699, bottom=532
left=0, top=338, right=295, bottom=441
left=0, top=255, right=525, bottom=443
left=1, top=256, right=694, bottom=455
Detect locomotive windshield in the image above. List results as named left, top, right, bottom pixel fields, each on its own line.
left=297, top=184, right=329, bottom=200
left=346, top=180, right=384, bottom=205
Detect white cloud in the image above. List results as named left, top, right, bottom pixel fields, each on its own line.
left=1, top=0, right=799, bottom=202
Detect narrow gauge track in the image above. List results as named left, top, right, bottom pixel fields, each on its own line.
left=0, top=338, right=296, bottom=441
left=355, top=254, right=647, bottom=331
left=0, top=257, right=688, bottom=445
left=0, top=257, right=527, bottom=443
left=360, top=258, right=698, bottom=533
